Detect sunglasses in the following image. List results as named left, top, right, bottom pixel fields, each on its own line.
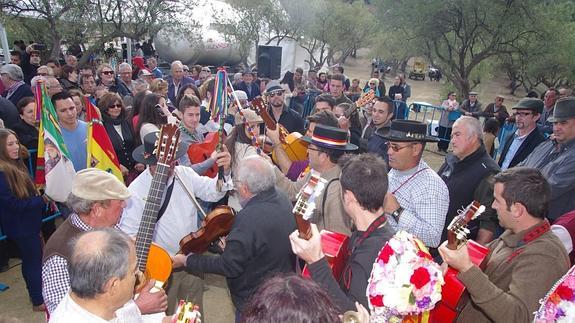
left=109, top=103, right=122, bottom=109
left=513, top=111, right=533, bottom=117
left=385, top=142, right=416, bottom=152
left=102, top=70, right=114, bottom=75
left=268, top=90, right=284, bottom=97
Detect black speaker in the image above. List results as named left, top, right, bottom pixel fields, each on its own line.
left=257, top=45, right=282, bottom=79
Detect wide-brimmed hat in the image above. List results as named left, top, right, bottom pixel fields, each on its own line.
left=380, top=120, right=439, bottom=142
left=302, top=124, right=358, bottom=151
left=513, top=98, right=543, bottom=114
left=132, top=131, right=186, bottom=165
left=72, top=168, right=130, bottom=201
left=265, top=80, right=283, bottom=93
left=548, top=97, right=575, bottom=122
left=235, top=108, right=264, bottom=126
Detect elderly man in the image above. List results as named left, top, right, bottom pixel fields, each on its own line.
left=167, top=61, right=194, bottom=104
left=45, top=76, right=63, bottom=97
left=539, top=88, right=559, bottom=135
left=80, top=74, right=97, bottom=98
left=498, top=98, right=545, bottom=170
left=235, top=70, right=260, bottom=101
left=118, top=62, right=134, bottom=95
left=264, top=81, right=305, bottom=134
left=460, top=91, right=483, bottom=118
left=520, top=97, right=575, bottom=221
left=50, top=229, right=171, bottom=322
left=0, top=64, right=33, bottom=106
left=42, top=168, right=167, bottom=315
left=438, top=116, right=500, bottom=245
left=482, top=95, right=509, bottom=127
left=439, top=168, right=569, bottom=322
left=173, top=156, right=296, bottom=319
left=382, top=120, right=449, bottom=249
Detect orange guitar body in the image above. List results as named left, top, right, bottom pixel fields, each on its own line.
left=272, top=131, right=308, bottom=163
left=302, top=230, right=349, bottom=280
left=144, top=243, right=173, bottom=284
left=429, top=240, right=490, bottom=322
left=187, top=132, right=220, bottom=178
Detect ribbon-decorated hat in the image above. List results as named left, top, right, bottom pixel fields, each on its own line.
left=380, top=120, right=439, bottom=143
left=301, top=124, right=358, bottom=151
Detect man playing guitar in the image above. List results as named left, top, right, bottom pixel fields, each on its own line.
left=289, top=154, right=395, bottom=312
left=438, top=167, right=569, bottom=322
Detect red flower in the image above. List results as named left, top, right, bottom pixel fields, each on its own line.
left=417, top=250, right=432, bottom=260
left=410, top=267, right=431, bottom=289
left=370, top=295, right=384, bottom=307
left=379, top=244, right=394, bottom=264
left=556, top=285, right=574, bottom=300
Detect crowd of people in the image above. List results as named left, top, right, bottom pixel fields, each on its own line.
left=0, top=43, right=574, bottom=323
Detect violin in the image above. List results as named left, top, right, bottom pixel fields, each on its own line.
left=179, top=205, right=236, bottom=254
left=173, top=169, right=236, bottom=255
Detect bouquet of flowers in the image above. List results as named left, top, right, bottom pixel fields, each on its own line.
left=367, top=231, right=444, bottom=322
left=535, top=265, right=575, bottom=322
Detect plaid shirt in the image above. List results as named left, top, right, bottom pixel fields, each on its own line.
left=41, top=213, right=93, bottom=314
left=387, top=160, right=450, bottom=247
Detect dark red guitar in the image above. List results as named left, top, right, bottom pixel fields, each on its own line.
left=293, top=171, right=349, bottom=280
left=430, top=201, right=490, bottom=322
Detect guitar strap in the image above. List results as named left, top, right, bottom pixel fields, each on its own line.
left=341, top=213, right=388, bottom=291
left=320, top=178, right=340, bottom=229
left=157, top=179, right=176, bottom=222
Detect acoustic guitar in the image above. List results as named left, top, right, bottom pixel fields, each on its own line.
left=294, top=171, right=349, bottom=280
left=251, top=96, right=308, bottom=163
left=134, top=124, right=179, bottom=291
left=343, top=90, right=376, bottom=119
left=429, top=201, right=490, bottom=322
left=187, top=131, right=220, bottom=178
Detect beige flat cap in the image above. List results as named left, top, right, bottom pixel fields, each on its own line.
left=72, top=168, right=130, bottom=201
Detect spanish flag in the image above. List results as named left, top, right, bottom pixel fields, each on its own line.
left=85, top=98, right=124, bottom=182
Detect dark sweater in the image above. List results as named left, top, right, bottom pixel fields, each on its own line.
left=185, top=187, right=296, bottom=310
left=438, top=146, right=500, bottom=241
left=308, top=224, right=395, bottom=312
left=0, top=171, right=45, bottom=238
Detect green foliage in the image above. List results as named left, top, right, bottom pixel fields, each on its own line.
left=373, top=0, right=562, bottom=97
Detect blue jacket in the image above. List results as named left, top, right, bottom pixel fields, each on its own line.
left=0, top=171, right=45, bottom=238
left=167, top=76, right=194, bottom=105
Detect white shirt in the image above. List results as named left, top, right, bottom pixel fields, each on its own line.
left=387, top=160, right=450, bottom=248
left=50, top=293, right=164, bottom=323
left=120, top=165, right=233, bottom=255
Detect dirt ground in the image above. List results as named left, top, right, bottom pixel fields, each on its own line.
left=0, top=53, right=524, bottom=323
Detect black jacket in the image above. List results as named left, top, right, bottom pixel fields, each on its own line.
left=308, top=224, right=395, bottom=311
left=185, top=187, right=296, bottom=310
left=498, top=128, right=545, bottom=169
left=438, top=146, right=500, bottom=241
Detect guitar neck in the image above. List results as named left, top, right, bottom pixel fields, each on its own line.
left=344, top=102, right=359, bottom=119
left=293, top=193, right=312, bottom=240
left=135, top=163, right=171, bottom=271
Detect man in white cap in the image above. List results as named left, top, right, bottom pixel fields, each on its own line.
left=42, top=168, right=167, bottom=316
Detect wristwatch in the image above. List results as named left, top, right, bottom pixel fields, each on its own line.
left=391, top=206, right=404, bottom=221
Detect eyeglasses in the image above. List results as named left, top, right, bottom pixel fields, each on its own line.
left=268, top=90, right=284, bottom=97
left=385, top=142, right=416, bottom=152
left=102, top=70, right=114, bottom=75
left=513, top=111, right=533, bottom=117
left=109, top=104, right=122, bottom=109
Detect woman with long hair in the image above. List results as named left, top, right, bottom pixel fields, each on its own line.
left=135, top=93, right=168, bottom=143
left=97, top=93, right=143, bottom=183
left=0, top=129, right=47, bottom=311
left=224, top=110, right=263, bottom=210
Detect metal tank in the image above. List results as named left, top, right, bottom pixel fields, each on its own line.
left=155, top=0, right=242, bottom=66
